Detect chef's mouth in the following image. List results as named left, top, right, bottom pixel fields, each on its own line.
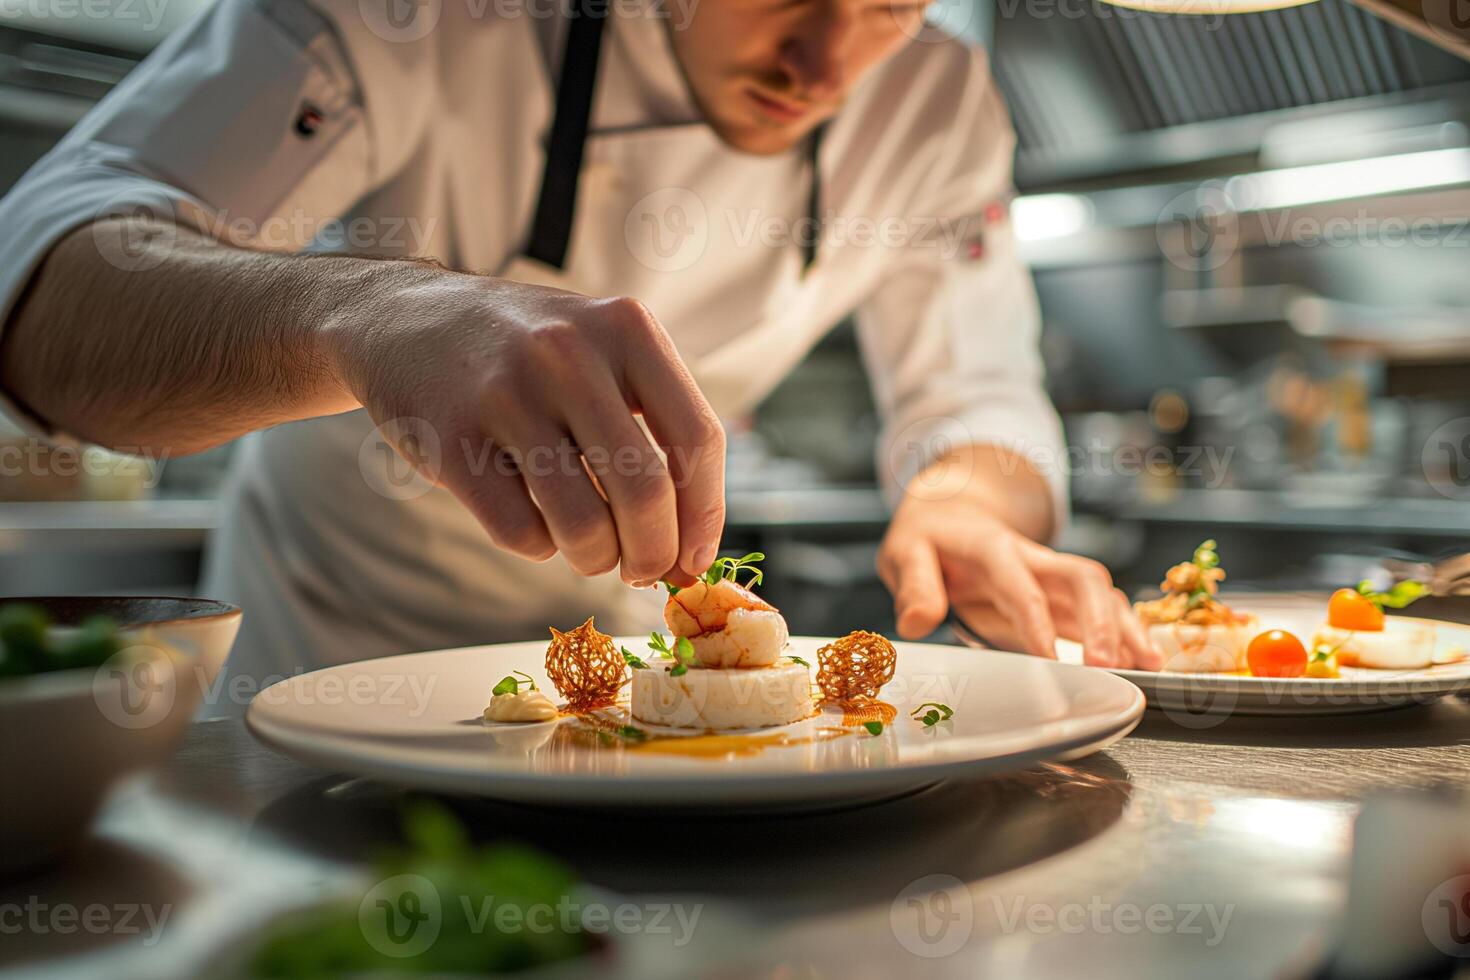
left=746, top=87, right=811, bottom=124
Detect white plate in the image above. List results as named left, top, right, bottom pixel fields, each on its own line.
left=1057, top=597, right=1470, bottom=718
left=245, top=638, right=1144, bottom=807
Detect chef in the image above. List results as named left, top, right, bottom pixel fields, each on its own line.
left=0, top=0, right=1160, bottom=712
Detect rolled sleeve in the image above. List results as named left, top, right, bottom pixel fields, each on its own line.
left=0, top=0, right=374, bottom=433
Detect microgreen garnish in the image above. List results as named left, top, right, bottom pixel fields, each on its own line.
left=701, top=552, right=766, bottom=589
left=1355, top=579, right=1429, bottom=610
left=1185, top=539, right=1220, bottom=607
left=659, top=579, right=681, bottom=596
left=648, top=632, right=697, bottom=676
left=911, top=702, right=955, bottom=727
left=670, top=637, right=695, bottom=676
left=596, top=724, right=649, bottom=746
left=491, top=670, right=537, bottom=697
left=863, top=720, right=884, bottom=735
left=789, top=655, right=810, bottom=668
left=1313, top=635, right=1348, bottom=662
left=621, top=646, right=649, bottom=670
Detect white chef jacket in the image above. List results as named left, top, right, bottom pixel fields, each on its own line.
left=0, top=0, right=1066, bottom=714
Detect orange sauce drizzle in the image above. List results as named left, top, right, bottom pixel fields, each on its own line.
left=626, top=727, right=853, bottom=759
left=555, top=705, right=870, bottom=761
left=826, top=699, right=898, bottom=727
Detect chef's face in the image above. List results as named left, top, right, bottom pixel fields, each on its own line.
left=666, top=0, right=930, bottom=155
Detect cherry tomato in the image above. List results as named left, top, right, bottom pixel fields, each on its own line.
left=1327, top=588, right=1385, bottom=632
left=1247, top=630, right=1308, bottom=678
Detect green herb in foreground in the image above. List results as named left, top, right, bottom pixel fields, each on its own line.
left=250, top=802, right=590, bottom=978
left=863, top=721, right=884, bottom=735
left=620, top=646, right=649, bottom=670
left=788, top=655, right=810, bottom=668
left=0, top=604, right=121, bottom=679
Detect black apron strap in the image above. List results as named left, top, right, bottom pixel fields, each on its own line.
left=802, top=124, right=825, bottom=274
left=524, top=0, right=609, bottom=269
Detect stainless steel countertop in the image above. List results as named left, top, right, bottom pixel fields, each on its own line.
left=7, top=701, right=1470, bottom=979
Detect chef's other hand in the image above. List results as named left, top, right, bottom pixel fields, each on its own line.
left=876, top=446, right=1162, bottom=671
left=327, top=272, right=725, bottom=586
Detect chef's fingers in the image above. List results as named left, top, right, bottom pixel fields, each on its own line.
left=613, top=301, right=727, bottom=578
left=951, top=536, right=1057, bottom=660
left=439, top=437, right=557, bottom=562
left=1031, top=552, right=1120, bottom=668
left=1116, top=588, right=1163, bottom=671
left=560, top=375, right=679, bottom=587
left=496, top=423, right=620, bottom=577
left=879, top=539, right=949, bottom=640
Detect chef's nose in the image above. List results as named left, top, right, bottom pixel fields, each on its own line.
left=778, top=3, right=856, bottom=104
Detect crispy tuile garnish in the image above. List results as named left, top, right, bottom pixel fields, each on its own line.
left=545, top=617, right=626, bottom=711
left=816, top=630, right=897, bottom=703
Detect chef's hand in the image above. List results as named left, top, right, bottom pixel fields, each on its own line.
left=327, top=271, right=725, bottom=586
left=876, top=446, right=1162, bottom=670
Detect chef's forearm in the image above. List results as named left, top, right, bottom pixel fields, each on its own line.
left=0, top=217, right=397, bottom=454
left=902, top=442, right=1056, bottom=542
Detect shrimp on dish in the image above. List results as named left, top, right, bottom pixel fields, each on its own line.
left=663, top=555, right=790, bottom=669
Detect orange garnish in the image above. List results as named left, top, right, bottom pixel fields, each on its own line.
left=544, top=617, right=626, bottom=711
left=816, top=630, right=897, bottom=704
left=1327, top=589, right=1385, bottom=632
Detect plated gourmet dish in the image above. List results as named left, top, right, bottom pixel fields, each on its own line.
left=1134, top=539, right=1257, bottom=672
left=480, top=553, right=952, bottom=751
left=1133, top=540, right=1444, bottom=678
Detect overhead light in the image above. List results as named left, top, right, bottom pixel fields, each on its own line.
left=1226, top=146, right=1470, bottom=210
left=1097, top=0, right=1319, bottom=12
left=1011, top=194, right=1095, bottom=242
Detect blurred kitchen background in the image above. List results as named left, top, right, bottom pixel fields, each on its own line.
left=3, top=0, right=1470, bottom=637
